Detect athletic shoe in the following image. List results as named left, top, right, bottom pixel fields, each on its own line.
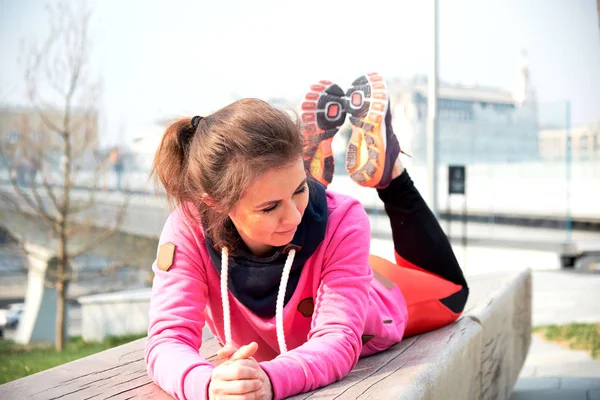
left=344, top=73, right=400, bottom=189
left=300, top=80, right=346, bottom=187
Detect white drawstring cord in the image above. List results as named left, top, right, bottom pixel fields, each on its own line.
left=220, top=247, right=296, bottom=354
left=220, top=247, right=232, bottom=346
left=275, top=249, right=296, bottom=354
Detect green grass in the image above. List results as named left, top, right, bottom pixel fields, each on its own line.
left=533, top=323, right=600, bottom=359
left=0, top=333, right=146, bottom=385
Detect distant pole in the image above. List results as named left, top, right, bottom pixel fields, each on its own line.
left=427, top=0, right=440, bottom=216
left=565, top=101, right=572, bottom=243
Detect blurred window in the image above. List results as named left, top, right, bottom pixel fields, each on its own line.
left=579, top=135, right=588, bottom=151
left=8, top=131, right=20, bottom=143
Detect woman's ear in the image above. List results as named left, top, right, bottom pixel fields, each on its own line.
left=201, top=193, right=217, bottom=207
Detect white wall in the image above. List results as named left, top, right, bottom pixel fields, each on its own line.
left=79, top=288, right=151, bottom=342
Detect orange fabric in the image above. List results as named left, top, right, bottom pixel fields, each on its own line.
left=369, top=254, right=462, bottom=337
left=394, top=250, right=428, bottom=273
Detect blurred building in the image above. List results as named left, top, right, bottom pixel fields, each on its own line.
left=539, top=124, right=600, bottom=160
left=0, top=106, right=99, bottom=169
left=388, top=54, right=539, bottom=165
left=129, top=123, right=167, bottom=171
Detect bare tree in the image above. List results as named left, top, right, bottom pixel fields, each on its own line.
left=0, top=2, right=132, bottom=351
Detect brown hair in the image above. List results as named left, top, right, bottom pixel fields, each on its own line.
left=151, top=98, right=303, bottom=249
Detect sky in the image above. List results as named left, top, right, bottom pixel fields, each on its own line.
left=1, top=0, right=599, bottom=147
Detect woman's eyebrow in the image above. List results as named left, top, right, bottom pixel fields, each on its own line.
left=255, top=178, right=307, bottom=209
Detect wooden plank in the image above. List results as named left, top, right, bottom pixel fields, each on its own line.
left=351, top=318, right=482, bottom=400
left=289, top=318, right=482, bottom=400
left=287, top=337, right=420, bottom=400
left=0, top=336, right=226, bottom=399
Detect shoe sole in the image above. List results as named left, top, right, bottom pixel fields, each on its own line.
left=301, top=81, right=346, bottom=187
left=345, top=73, right=388, bottom=187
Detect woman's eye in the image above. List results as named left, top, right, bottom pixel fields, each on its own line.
left=262, top=204, right=278, bottom=213
left=260, top=186, right=306, bottom=214
left=294, top=186, right=307, bottom=195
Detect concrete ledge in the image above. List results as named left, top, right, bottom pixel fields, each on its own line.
left=79, top=288, right=151, bottom=342
left=291, top=317, right=483, bottom=400
left=465, top=270, right=532, bottom=399
left=0, top=270, right=532, bottom=399
left=467, top=270, right=532, bottom=399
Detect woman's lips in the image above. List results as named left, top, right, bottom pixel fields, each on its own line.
left=277, top=227, right=297, bottom=236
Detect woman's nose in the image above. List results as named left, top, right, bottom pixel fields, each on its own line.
left=281, top=201, right=302, bottom=226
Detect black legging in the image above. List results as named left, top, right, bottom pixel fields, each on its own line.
left=377, top=169, right=469, bottom=313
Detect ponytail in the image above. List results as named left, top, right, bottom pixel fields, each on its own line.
left=151, top=118, right=195, bottom=205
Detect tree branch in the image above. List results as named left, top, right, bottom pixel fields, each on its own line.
left=69, top=195, right=131, bottom=259
left=1, top=157, right=58, bottom=231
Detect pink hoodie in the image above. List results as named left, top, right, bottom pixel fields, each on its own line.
left=145, top=191, right=408, bottom=399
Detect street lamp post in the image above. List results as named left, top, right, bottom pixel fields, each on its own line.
left=565, top=100, right=572, bottom=243
left=427, top=0, right=440, bottom=216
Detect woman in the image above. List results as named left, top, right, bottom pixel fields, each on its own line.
left=145, top=73, right=468, bottom=400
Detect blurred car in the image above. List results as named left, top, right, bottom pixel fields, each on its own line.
left=1, top=304, right=25, bottom=329
left=5, top=308, right=23, bottom=329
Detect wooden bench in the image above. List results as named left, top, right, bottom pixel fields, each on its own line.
left=0, top=269, right=531, bottom=399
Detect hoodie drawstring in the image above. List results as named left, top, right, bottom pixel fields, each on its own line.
left=220, top=247, right=296, bottom=355
left=220, top=247, right=232, bottom=346
left=275, top=248, right=295, bottom=354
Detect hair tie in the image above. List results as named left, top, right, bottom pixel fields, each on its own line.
left=179, top=116, right=203, bottom=155
left=191, top=115, right=203, bottom=129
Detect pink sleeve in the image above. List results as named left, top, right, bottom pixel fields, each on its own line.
left=144, top=211, right=214, bottom=400
left=260, top=201, right=372, bottom=399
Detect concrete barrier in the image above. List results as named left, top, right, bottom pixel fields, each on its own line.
left=78, top=288, right=152, bottom=342
left=463, top=270, right=532, bottom=400
left=0, top=269, right=532, bottom=399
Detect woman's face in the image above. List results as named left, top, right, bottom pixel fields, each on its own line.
left=228, top=157, right=309, bottom=257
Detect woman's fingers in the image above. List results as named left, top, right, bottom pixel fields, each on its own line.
left=210, top=393, right=265, bottom=400
left=211, top=377, right=263, bottom=395
left=212, top=360, right=260, bottom=381
left=230, top=342, right=258, bottom=361
left=217, top=344, right=238, bottom=360
left=217, top=342, right=258, bottom=361
left=209, top=360, right=266, bottom=399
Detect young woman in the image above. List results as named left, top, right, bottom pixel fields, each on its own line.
left=145, top=73, right=468, bottom=400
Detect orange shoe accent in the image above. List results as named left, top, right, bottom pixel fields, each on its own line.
left=345, top=73, right=389, bottom=187
left=307, top=138, right=335, bottom=187
left=373, top=102, right=385, bottom=112
left=304, top=123, right=316, bottom=134
left=302, top=102, right=317, bottom=110
left=368, top=254, right=463, bottom=337
left=302, top=113, right=316, bottom=122
left=327, top=104, right=339, bottom=118
left=368, top=113, right=382, bottom=123
left=301, top=81, right=346, bottom=187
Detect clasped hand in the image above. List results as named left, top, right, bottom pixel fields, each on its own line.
left=208, top=342, right=273, bottom=400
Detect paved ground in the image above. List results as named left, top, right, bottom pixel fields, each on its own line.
left=511, top=335, right=600, bottom=400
